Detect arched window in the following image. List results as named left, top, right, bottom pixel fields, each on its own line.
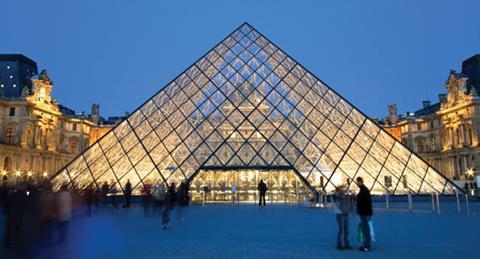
left=5, top=127, right=15, bottom=145
left=416, top=137, right=427, bottom=153
left=429, top=135, right=436, bottom=151
left=69, top=137, right=77, bottom=153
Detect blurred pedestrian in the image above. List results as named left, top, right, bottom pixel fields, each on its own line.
left=101, top=181, right=109, bottom=205
left=231, top=183, right=237, bottom=206
left=4, top=187, right=27, bottom=248
left=152, top=182, right=165, bottom=217
left=176, top=181, right=187, bottom=222
left=124, top=180, right=132, bottom=208
left=85, top=185, right=95, bottom=216
left=162, top=183, right=176, bottom=230
left=110, top=182, right=118, bottom=208
left=332, top=185, right=354, bottom=250
left=356, top=177, right=373, bottom=252
left=142, top=183, right=153, bottom=217
left=56, top=184, right=72, bottom=244
left=38, top=183, right=57, bottom=247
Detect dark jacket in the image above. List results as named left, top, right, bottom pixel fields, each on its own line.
left=257, top=182, right=268, bottom=194
left=125, top=182, right=132, bottom=196
left=356, top=185, right=372, bottom=216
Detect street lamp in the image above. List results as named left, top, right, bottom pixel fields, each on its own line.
left=466, top=168, right=475, bottom=178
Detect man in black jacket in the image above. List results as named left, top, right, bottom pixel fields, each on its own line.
left=257, top=180, right=268, bottom=207
left=356, top=177, right=372, bottom=252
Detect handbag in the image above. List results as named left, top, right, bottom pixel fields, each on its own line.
left=356, top=220, right=376, bottom=242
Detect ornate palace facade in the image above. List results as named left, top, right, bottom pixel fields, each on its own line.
left=0, top=55, right=94, bottom=185
left=380, top=54, right=480, bottom=181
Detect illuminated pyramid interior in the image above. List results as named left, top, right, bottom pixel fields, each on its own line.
left=51, top=23, right=460, bottom=200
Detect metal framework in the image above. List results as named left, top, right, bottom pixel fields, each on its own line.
left=50, top=23, right=461, bottom=195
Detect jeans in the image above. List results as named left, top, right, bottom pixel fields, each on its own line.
left=336, top=213, right=350, bottom=247
left=359, top=215, right=371, bottom=248
left=259, top=193, right=266, bottom=206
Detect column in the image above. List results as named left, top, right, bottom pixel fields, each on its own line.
left=459, top=124, right=465, bottom=146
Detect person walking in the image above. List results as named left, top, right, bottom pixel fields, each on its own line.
left=257, top=180, right=268, bottom=207
left=356, top=177, right=373, bottom=252
left=152, top=182, right=166, bottom=217
left=84, top=185, right=94, bottom=216
left=124, top=180, right=132, bottom=208
left=162, top=183, right=176, bottom=230
left=110, top=182, right=118, bottom=208
left=332, top=185, right=354, bottom=250
left=56, top=184, right=72, bottom=244
left=231, top=183, right=237, bottom=206
left=101, top=182, right=109, bottom=205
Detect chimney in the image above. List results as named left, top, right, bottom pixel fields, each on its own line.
left=124, top=111, right=130, bottom=117
left=91, top=103, right=100, bottom=125
left=422, top=100, right=431, bottom=108
left=388, top=104, right=398, bottom=124
left=439, top=94, right=447, bottom=103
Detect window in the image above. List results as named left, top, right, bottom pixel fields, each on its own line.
left=72, top=123, right=77, bottom=132
left=417, top=123, right=422, bottom=131
left=9, top=107, right=15, bottom=116
left=6, top=66, right=10, bottom=69
left=430, top=121, right=434, bottom=129
left=69, top=138, right=77, bottom=153
left=26, top=128, right=33, bottom=147
left=5, top=127, right=14, bottom=145
left=12, top=84, right=16, bottom=88
left=39, top=87, right=46, bottom=99
left=0, top=84, right=3, bottom=88
left=9, top=75, right=13, bottom=79
left=416, top=137, right=427, bottom=152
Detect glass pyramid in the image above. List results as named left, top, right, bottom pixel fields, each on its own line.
left=51, top=23, right=460, bottom=196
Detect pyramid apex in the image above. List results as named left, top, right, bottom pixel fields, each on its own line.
left=236, top=22, right=256, bottom=35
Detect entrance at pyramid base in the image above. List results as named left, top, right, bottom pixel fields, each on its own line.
left=188, top=166, right=314, bottom=203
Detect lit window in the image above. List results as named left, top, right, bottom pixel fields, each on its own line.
left=12, top=84, right=16, bottom=88
left=69, top=138, right=77, bottom=153
left=9, top=75, right=13, bottom=79
left=5, top=127, right=14, bottom=145
left=6, top=66, right=10, bottom=69
left=0, top=84, right=3, bottom=88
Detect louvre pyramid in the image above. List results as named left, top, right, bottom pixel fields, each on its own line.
left=51, top=23, right=460, bottom=195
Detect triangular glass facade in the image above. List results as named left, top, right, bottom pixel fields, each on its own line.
left=51, top=23, right=460, bottom=195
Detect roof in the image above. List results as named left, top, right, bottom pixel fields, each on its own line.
left=0, top=54, right=37, bottom=67
left=414, top=102, right=441, bottom=117
left=462, top=54, right=480, bottom=67
left=101, top=116, right=127, bottom=125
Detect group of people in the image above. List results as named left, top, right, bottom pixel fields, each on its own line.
left=139, top=181, right=190, bottom=230
left=0, top=182, right=73, bottom=255
left=332, top=176, right=373, bottom=252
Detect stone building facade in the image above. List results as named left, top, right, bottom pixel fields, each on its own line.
left=0, top=61, right=94, bottom=185
left=379, top=54, right=480, bottom=181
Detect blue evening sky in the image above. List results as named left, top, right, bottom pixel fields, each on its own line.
left=2, top=0, right=479, bottom=118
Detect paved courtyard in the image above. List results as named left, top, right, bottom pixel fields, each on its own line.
left=1, top=200, right=480, bottom=259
